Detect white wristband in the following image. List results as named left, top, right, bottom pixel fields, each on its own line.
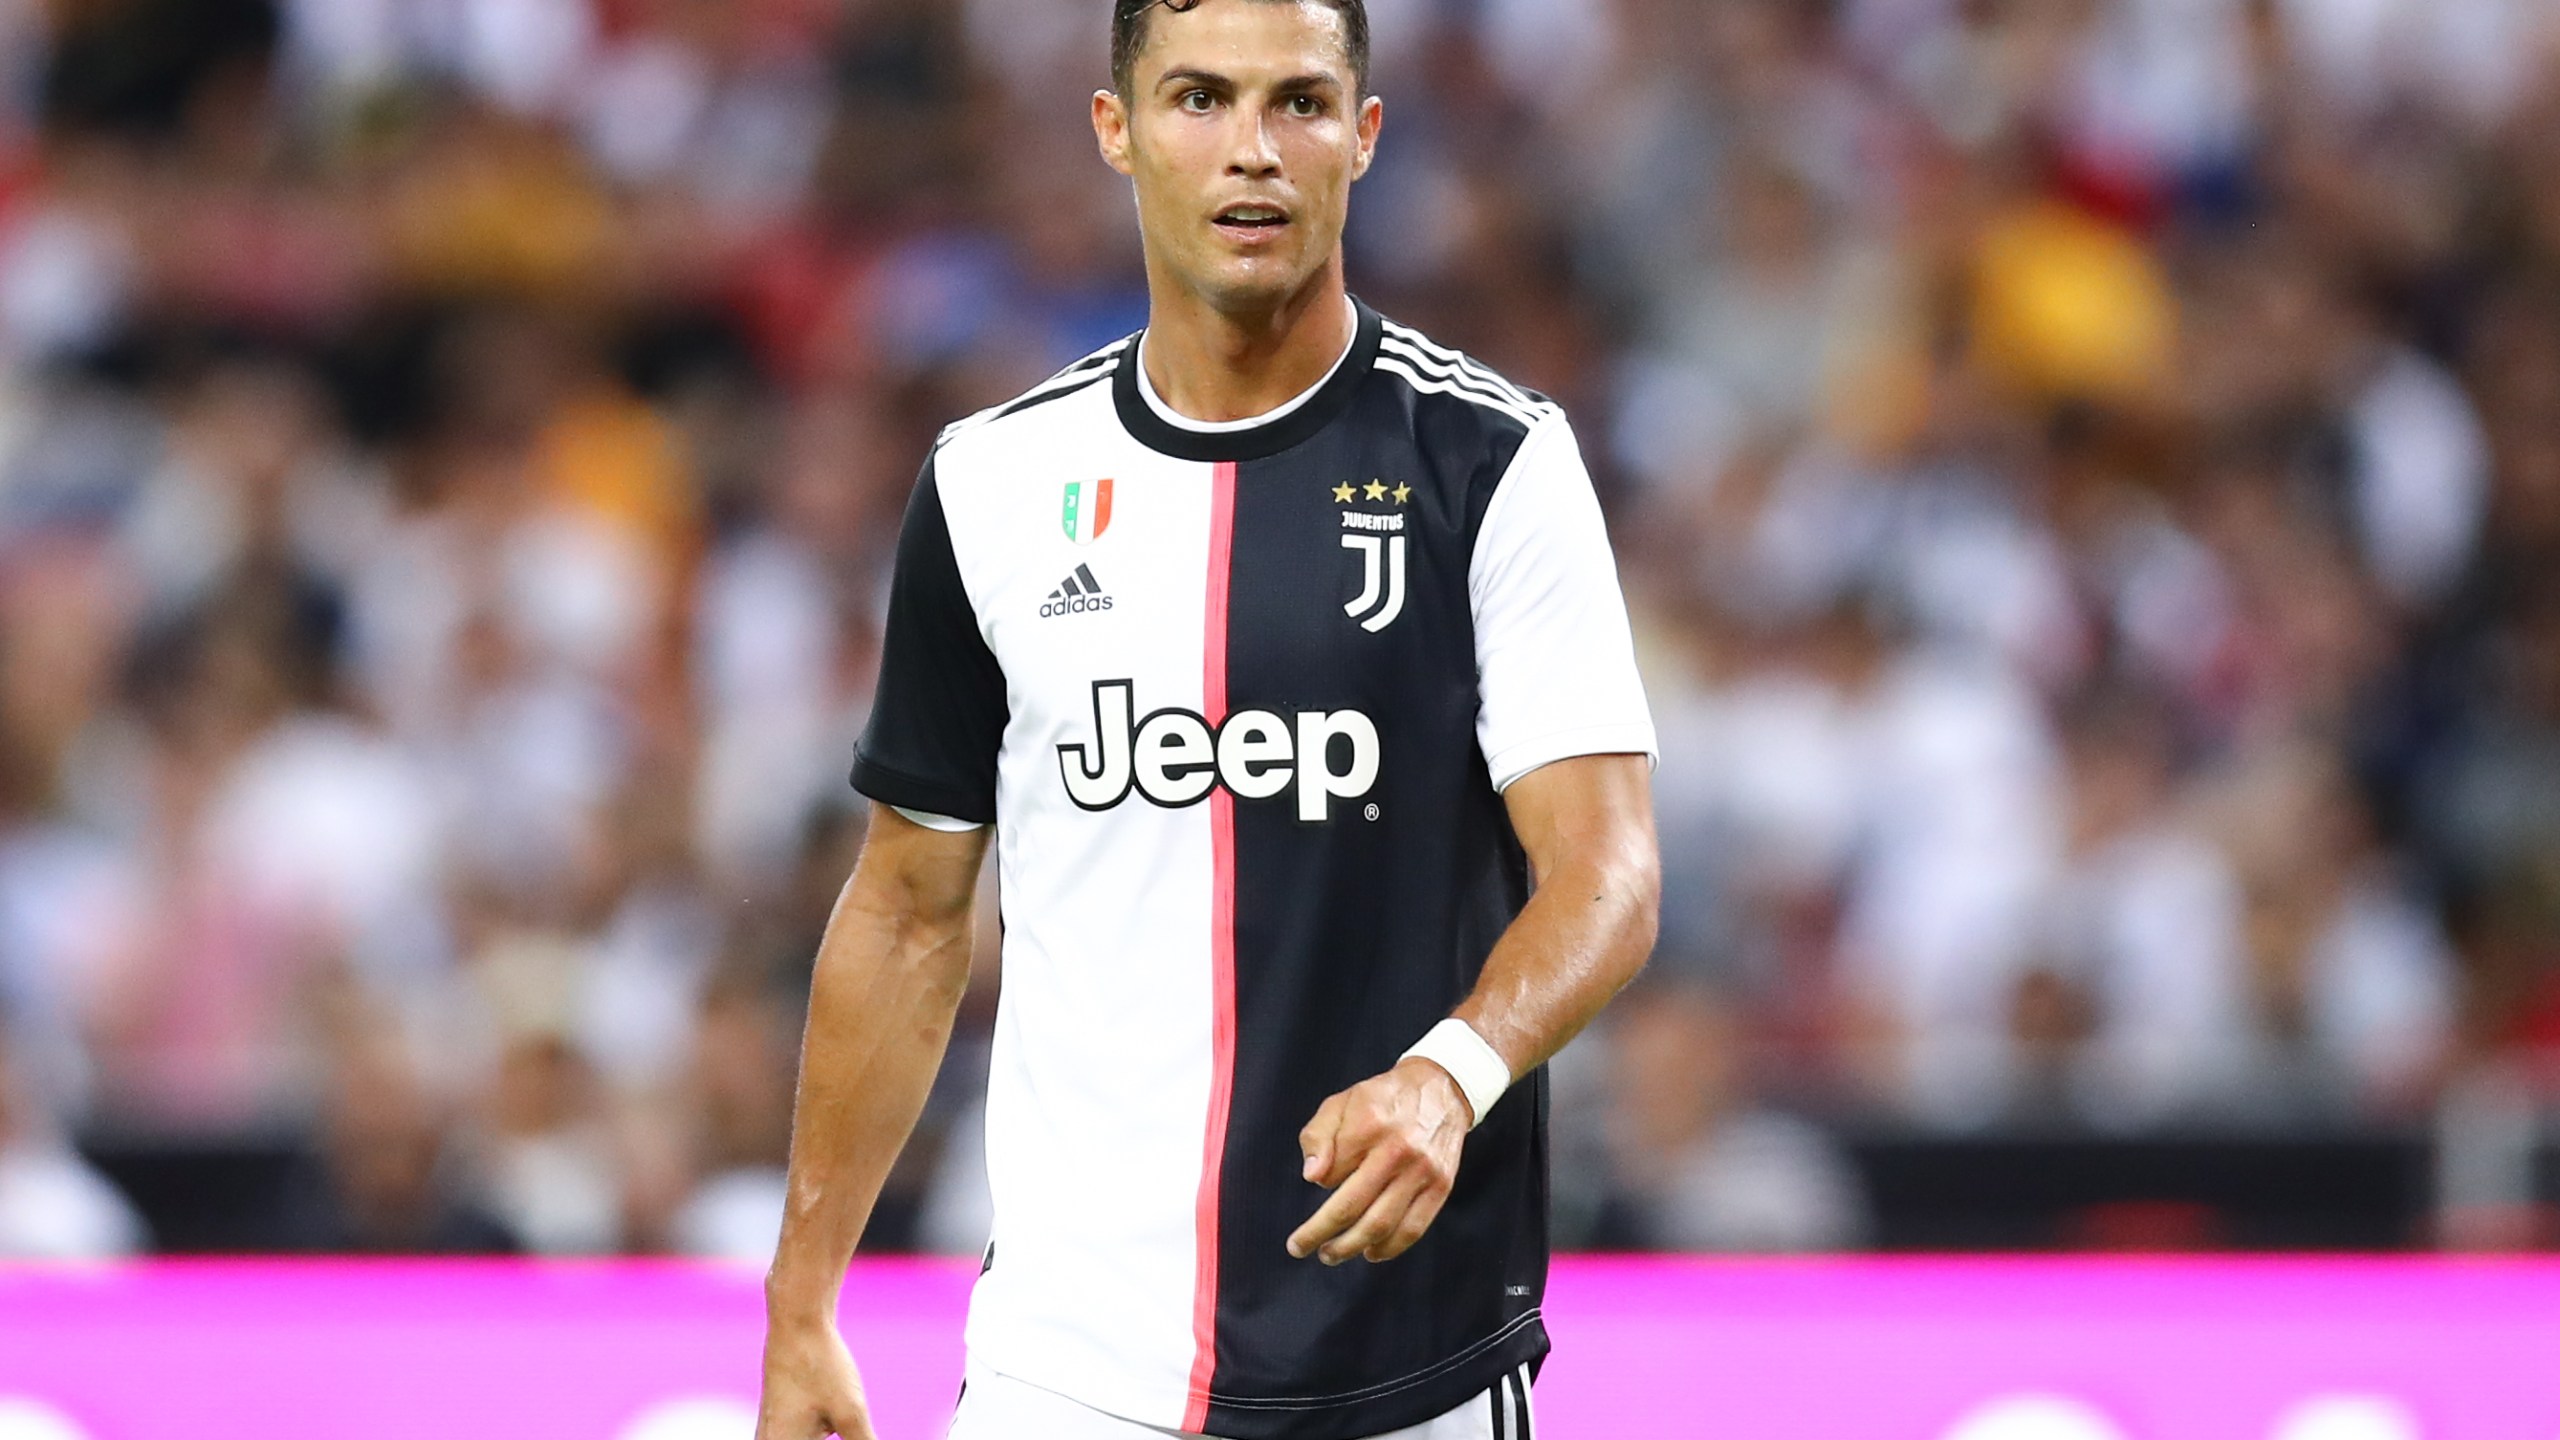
left=1401, top=1019, right=1512, bottom=1130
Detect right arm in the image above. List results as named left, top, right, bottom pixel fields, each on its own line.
left=764, top=452, right=1002, bottom=1437
left=757, top=806, right=991, bottom=1440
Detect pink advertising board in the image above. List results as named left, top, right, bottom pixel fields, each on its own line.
left=2, top=1258, right=2559, bottom=1439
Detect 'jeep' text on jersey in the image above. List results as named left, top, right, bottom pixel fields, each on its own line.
left=851, top=303, right=1656, bottom=1440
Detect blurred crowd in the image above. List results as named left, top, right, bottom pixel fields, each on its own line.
left=1, top=0, right=2558, bottom=1261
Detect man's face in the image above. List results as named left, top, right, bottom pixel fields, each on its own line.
left=1096, top=1, right=1381, bottom=315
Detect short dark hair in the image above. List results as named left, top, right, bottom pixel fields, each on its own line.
left=1111, top=0, right=1371, bottom=99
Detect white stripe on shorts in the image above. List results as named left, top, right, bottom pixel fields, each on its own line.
left=948, top=1364, right=1535, bottom=1440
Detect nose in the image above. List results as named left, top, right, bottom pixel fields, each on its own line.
left=1225, top=109, right=1281, bottom=179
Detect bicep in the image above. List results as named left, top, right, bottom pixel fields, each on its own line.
left=1500, top=754, right=1658, bottom=892
left=847, top=804, right=992, bottom=930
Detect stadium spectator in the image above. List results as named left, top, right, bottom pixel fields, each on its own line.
left=265, top=1014, right=518, bottom=1254
left=1590, top=980, right=1870, bottom=1252
left=667, top=964, right=796, bottom=1265
left=0, top=1021, right=145, bottom=1258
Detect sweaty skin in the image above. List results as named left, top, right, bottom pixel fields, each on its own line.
left=759, top=810, right=988, bottom=1440
left=1286, top=754, right=1657, bottom=1267
left=1090, top=0, right=1381, bottom=422
left=756, top=5, right=1659, bottom=1437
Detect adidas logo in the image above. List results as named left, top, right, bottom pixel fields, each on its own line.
left=1039, top=563, right=1115, bottom=618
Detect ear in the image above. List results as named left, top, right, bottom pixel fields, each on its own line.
left=1350, top=95, right=1383, bottom=182
left=1094, top=89, right=1136, bottom=178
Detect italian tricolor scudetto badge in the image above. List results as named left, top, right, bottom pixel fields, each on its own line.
left=1063, top=478, right=1114, bottom=545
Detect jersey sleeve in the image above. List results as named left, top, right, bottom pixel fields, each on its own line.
left=1470, top=413, right=1658, bottom=792
left=851, top=457, right=1009, bottom=824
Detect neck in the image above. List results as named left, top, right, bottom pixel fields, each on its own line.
left=1140, top=262, right=1355, bottom=424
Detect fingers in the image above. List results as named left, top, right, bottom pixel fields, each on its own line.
left=756, top=1397, right=875, bottom=1440
left=751, top=1406, right=809, bottom=1440
left=1288, top=1144, right=1458, bottom=1265
left=830, top=1394, right=878, bottom=1440
left=1292, top=1068, right=1465, bottom=1265
left=1287, top=1147, right=1395, bottom=1260
left=756, top=1400, right=857, bottom=1440
left=755, top=1323, right=872, bottom=1440
left=1369, top=1179, right=1450, bottom=1263
left=1299, top=1091, right=1347, bottom=1185
left=1322, top=1169, right=1427, bottom=1265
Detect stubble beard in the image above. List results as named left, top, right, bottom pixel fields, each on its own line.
left=1169, top=227, right=1342, bottom=327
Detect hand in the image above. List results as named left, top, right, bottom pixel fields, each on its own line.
left=1287, top=1056, right=1471, bottom=1265
left=755, top=1312, right=876, bottom=1440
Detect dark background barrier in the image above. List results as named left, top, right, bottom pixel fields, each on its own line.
left=81, top=1129, right=2457, bottom=1255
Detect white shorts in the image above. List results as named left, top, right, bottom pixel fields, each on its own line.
left=946, top=1365, right=1537, bottom=1440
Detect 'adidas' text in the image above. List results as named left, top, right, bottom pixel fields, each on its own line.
left=1041, top=564, right=1114, bottom=618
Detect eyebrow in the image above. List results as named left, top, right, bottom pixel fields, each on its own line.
left=1271, top=73, right=1344, bottom=95
left=1155, top=68, right=1345, bottom=95
left=1155, top=68, right=1231, bottom=93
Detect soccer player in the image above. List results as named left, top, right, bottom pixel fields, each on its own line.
left=756, top=1, right=1659, bottom=1437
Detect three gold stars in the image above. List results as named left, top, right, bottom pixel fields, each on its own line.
left=1332, top=479, right=1414, bottom=506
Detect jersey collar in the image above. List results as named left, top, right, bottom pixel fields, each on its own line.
left=1114, top=298, right=1383, bottom=463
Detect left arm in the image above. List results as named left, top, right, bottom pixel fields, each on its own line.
left=1289, top=752, right=1659, bottom=1264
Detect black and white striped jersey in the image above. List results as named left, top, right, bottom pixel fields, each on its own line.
left=851, top=300, right=1655, bottom=1440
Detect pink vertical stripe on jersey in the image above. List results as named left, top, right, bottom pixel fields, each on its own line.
left=1185, top=460, right=1239, bottom=1431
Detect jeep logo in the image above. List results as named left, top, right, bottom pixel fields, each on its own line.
left=1057, top=680, right=1379, bottom=821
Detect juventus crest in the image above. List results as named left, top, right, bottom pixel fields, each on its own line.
left=1341, top=533, right=1407, bottom=633
left=1334, top=477, right=1411, bottom=633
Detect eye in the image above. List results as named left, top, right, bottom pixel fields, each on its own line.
left=1286, top=95, right=1325, bottom=118
left=1179, top=88, right=1216, bottom=113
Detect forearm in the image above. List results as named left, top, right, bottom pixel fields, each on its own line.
left=1451, top=845, right=1658, bottom=1079
left=1445, top=755, right=1660, bottom=1082
left=765, top=848, right=979, bottom=1321
left=1289, top=797, right=1655, bottom=1265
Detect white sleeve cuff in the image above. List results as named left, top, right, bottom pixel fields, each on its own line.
left=890, top=805, right=987, bottom=833
left=1485, top=723, right=1660, bottom=793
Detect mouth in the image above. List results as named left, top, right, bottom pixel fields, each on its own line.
left=1213, top=202, right=1292, bottom=239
